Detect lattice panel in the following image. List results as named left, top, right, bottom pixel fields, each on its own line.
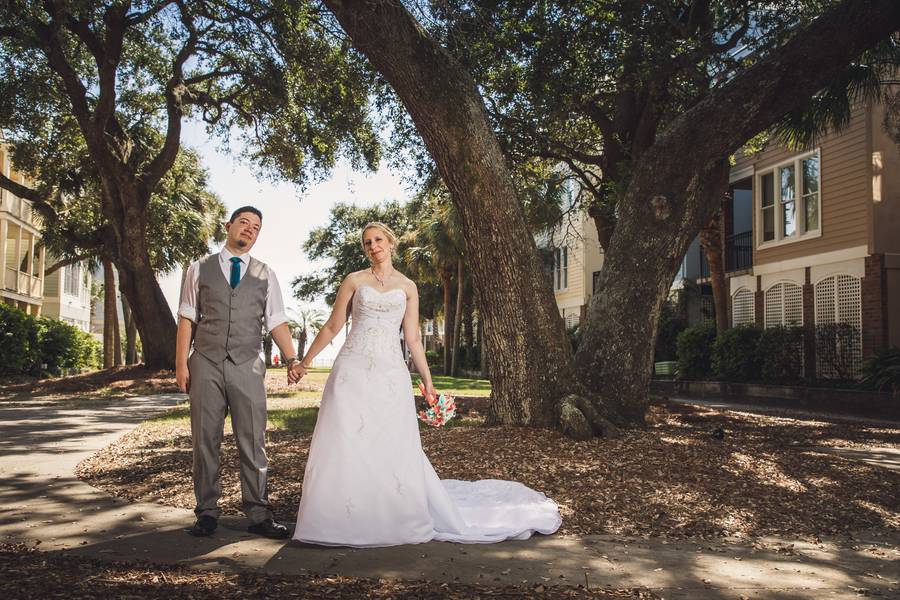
left=837, top=275, right=861, bottom=328
left=565, top=313, right=580, bottom=329
left=732, top=288, right=755, bottom=326
left=784, top=284, right=803, bottom=326
left=815, top=274, right=861, bottom=379
left=815, top=276, right=835, bottom=323
left=765, top=282, right=803, bottom=327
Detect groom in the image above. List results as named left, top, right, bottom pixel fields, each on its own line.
left=175, top=206, right=299, bottom=538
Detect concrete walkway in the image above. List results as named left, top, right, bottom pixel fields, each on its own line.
left=1, top=394, right=898, bottom=599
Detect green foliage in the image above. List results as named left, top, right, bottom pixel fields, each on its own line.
left=758, top=326, right=805, bottom=384
left=676, top=321, right=717, bottom=380
left=654, top=298, right=688, bottom=362
left=0, top=0, right=379, bottom=281
left=566, top=324, right=582, bottom=353
left=293, top=200, right=411, bottom=305
left=860, top=347, right=900, bottom=398
left=0, top=303, right=40, bottom=376
left=425, top=350, right=442, bottom=368
left=0, top=304, right=99, bottom=377
left=712, top=325, right=763, bottom=382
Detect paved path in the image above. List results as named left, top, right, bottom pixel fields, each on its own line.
left=1, top=394, right=898, bottom=599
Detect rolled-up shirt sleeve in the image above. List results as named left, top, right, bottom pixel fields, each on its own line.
left=177, top=261, right=201, bottom=323
left=265, top=267, right=289, bottom=331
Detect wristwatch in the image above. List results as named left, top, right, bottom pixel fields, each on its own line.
left=284, top=357, right=301, bottom=367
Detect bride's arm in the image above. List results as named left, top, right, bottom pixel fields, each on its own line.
left=298, top=276, right=355, bottom=369
left=402, top=282, right=437, bottom=398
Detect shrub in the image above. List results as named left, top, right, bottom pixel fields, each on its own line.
left=38, top=317, right=81, bottom=375
left=425, top=350, right=441, bottom=367
left=0, top=303, right=40, bottom=376
left=566, top=324, right=582, bottom=352
left=815, top=323, right=862, bottom=380
left=860, top=347, right=900, bottom=399
left=712, top=325, right=763, bottom=381
left=0, top=305, right=99, bottom=377
left=758, top=326, right=805, bottom=383
left=655, top=299, right=688, bottom=362
left=676, top=321, right=717, bottom=380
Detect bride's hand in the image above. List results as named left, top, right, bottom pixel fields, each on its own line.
left=418, top=381, right=438, bottom=404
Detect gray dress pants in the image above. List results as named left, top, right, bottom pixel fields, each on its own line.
left=189, top=351, right=272, bottom=524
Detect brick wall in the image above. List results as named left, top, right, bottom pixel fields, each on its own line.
left=754, top=275, right=764, bottom=327
left=862, top=254, right=888, bottom=357
left=802, top=271, right=816, bottom=379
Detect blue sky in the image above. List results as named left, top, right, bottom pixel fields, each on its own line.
left=159, top=121, right=411, bottom=357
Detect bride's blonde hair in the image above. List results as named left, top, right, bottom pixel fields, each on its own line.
left=360, top=222, right=398, bottom=255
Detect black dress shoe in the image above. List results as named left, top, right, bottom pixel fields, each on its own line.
left=187, top=515, right=218, bottom=537
left=247, top=518, right=290, bottom=539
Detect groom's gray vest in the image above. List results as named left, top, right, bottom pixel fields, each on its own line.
left=193, top=254, right=268, bottom=365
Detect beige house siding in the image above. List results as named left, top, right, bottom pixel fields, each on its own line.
left=744, top=103, right=870, bottom=266
left=870, top=99, right=900, bottom=255
left=544, top=210, right=604, bottom=326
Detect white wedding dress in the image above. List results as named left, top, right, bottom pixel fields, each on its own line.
left=293, top=285, right=562, bottom=547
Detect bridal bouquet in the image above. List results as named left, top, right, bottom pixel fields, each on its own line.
left=417, top=382, right=457, bottom=427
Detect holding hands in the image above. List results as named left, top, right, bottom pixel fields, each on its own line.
left=286, top=358, right=308, bottom=384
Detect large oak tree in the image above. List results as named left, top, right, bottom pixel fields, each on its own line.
left=322, top=0, right=900, bottom=436
left=0, top=0, right=378, bottom=367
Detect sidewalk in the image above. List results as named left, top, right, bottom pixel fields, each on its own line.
left=1, top=394, right=898, bottom=599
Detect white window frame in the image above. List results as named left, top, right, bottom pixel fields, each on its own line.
left=756, top=149, right=822, bottom=249
left=552, top=246, right=568, bottom=292
left=63, top=263, right=81, bottom=297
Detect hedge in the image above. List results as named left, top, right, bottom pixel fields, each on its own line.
left=0, top=303, right=100, bottom=377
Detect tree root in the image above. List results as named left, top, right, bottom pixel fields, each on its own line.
left=557, top=394, right=622, bottom=440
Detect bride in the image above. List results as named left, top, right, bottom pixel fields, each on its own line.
left=289, top=222, right=561, bottom=547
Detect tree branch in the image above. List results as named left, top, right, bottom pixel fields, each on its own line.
left=0, top=172, right=51, bottom=204
left=45, top=254, right=86, bottom=276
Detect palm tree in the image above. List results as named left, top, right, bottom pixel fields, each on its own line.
left=289, top=306, right=326, bottom=359
left=402, top=185, right=467, bottom=375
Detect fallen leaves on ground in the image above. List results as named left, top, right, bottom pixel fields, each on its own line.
left=77, top=400, right=900, bottom=540
left=0, top=543, right=654, bottom=599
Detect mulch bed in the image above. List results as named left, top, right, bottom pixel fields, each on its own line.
left=0, top=543, right=652, bottom=599
left=77, top=399, right=900, bottom=540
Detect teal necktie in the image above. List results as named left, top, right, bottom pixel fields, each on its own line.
left=229, top=256, right=242, bottom=289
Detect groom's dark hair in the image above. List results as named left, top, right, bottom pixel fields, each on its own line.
left=229, top=206, right=263, bottom=223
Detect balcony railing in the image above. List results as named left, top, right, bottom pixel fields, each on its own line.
left=4, top=267, right=42, bottom=299
left=0, top=188, right=40, bottom=227
left=726, top=231, right=753, bottom=272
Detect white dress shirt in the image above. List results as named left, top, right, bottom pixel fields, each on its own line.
left=178, top=247, right=289, bottom=331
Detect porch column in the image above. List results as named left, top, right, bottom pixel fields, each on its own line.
left=14, top=225, right=22, bottom=294
left=753, top=275, right=764, bottom=327
left=0, top=218, right=7, bottom=289
left=802, top=267, right=816, bottom=379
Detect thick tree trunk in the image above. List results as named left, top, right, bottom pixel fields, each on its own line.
left=113, top=248, right=177, bottom=369
left=326, top=0, right=576, bottom=430
left=477, top=314, right=487, bottom=379
left=699, top=202, right=730, bottom=334
left=575, top=159, right=732, bottom=424
left=103, top=186, right=177, bottom=370
left=102, top=259, right=117, bottom=369
left=326, top=0, right=900, bottom=436
left=450, top=259, right=464, bottom=376
left=121, top=295, right=138, bottom=364
left=113, top=298, right=123, bottom=367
